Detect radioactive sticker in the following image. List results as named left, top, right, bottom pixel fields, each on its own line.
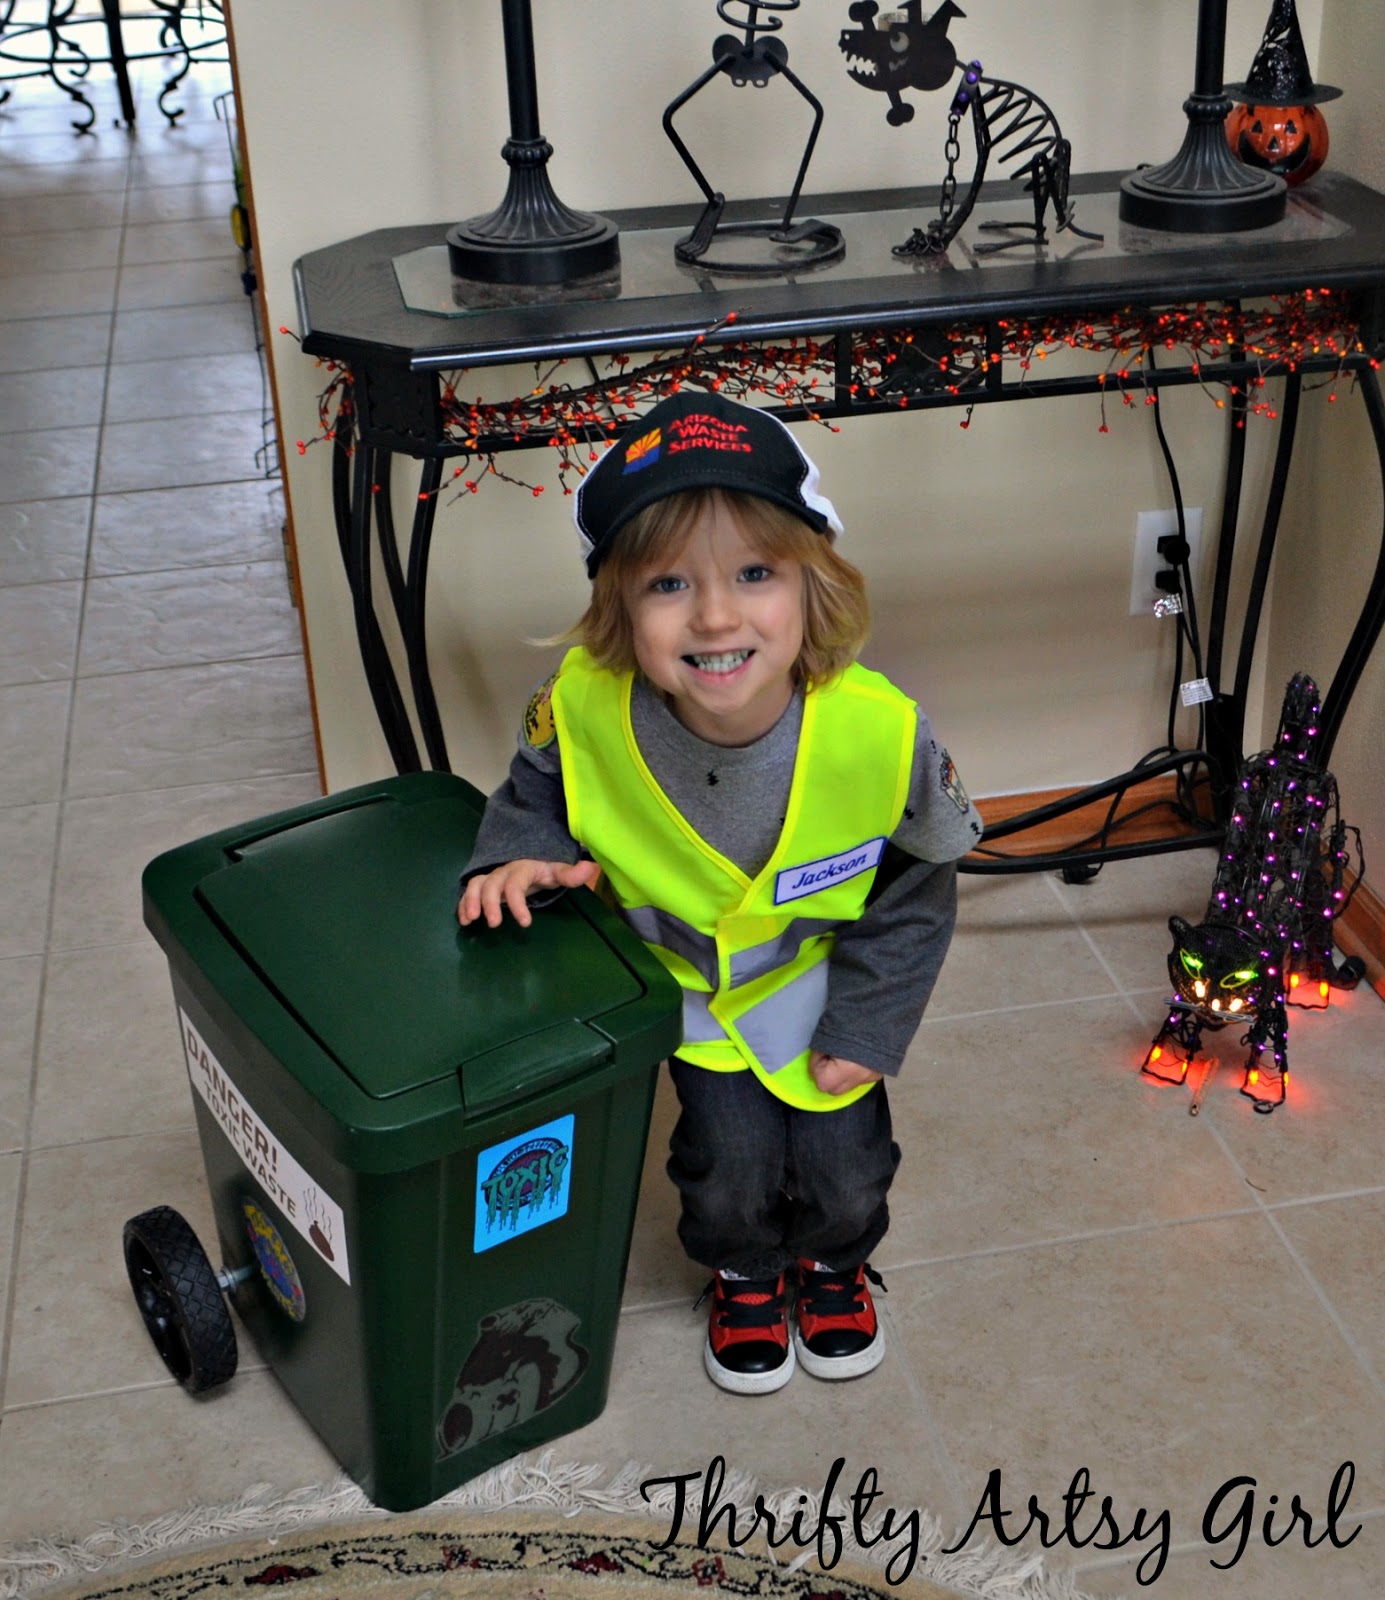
left=243, top=1198, right=307, bottom=1322
left=474, top=1114, right=574, bottom=1253
left=180, top=1009, right=351, bottom=1285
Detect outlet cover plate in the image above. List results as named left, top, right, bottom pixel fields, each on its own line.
left=1131, top=507, right=1203, bottom=616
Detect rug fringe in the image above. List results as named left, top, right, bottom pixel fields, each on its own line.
left=0, top=1451, right=1111, bottom=1600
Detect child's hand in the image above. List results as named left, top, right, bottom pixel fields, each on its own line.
left=458, top=859, right=601, bottom=930
left=809, top=1052, right=884, bottom=1096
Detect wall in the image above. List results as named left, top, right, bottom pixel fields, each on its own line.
left=228, top=0, right=1329, bottom=809
left=1265, top=0, right=1385, bottom=878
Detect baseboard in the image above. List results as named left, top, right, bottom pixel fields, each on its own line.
left=975, top=781, right=1385, bottom=999
left=974, top=774, right=1210, bottom=855
left=1335, top=874, right=1385, bottom=1001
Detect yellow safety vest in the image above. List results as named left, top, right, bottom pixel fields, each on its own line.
left=550, top=647, right=916, bottom=1111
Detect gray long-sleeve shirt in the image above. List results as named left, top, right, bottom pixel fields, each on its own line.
left=463, top=673, right=982, bottom=1076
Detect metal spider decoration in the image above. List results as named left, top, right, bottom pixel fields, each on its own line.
left=838, top=1, right=1102, bottom=257
left=1142, top=674, right=1365, bottom=1114
left=663, top=1, right=845, bottom=274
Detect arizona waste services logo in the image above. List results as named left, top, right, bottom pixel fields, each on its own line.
left=623, top=426, right=661, bottom=472
left=474, top=1114, right=575, bottom=1253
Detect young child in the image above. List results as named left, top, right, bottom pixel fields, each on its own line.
left=459, top=392, right=980, bottom=1396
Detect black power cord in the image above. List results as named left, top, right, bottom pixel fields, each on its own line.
left=965, top=351, right=1220, bottom=880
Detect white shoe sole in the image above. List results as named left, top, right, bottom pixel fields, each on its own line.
left=703, top=1336, right=796, bottom=1394
left=794, top=1326, right=885, bottom=1380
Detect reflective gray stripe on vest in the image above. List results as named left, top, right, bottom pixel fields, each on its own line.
left=734, top=958, right=830, bottom=1075
left=682, top=987, right=728, bottom=1043
left=728, top=918, right=840, bottom=987
left=622, top=905, right=718, bottom=989
left=626, top=904, right=843, bottom=997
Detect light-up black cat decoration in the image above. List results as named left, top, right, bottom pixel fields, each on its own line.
left=1142, top=674, right=1364, bottom=1112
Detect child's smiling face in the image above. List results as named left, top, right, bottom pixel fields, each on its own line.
left=624, top=497, right=805, bottom=747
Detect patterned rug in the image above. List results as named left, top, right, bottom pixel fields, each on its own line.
left=0, top=1457, right=1096, bottom=1600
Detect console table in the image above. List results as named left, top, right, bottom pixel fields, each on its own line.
left=293, top=170, right=1385, bottom=871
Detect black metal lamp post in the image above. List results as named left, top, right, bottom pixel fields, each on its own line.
left=446, top=0, right=620, bottom=285
left=1119, top=0, right=1286, bottom=232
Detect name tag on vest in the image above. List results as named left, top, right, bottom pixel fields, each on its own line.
left=774, top=837, right=885, bottom=905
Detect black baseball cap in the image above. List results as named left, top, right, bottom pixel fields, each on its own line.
left=573, top=391, right=843, bottom=576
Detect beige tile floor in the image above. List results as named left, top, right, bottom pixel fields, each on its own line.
left=3, top=56, right=1385, bottom=1600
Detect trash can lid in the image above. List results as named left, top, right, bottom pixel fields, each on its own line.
left=171, top=777, right=650, bottom=1108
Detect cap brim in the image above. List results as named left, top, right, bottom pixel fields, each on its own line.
left=583, top=484, right=831, bottom=577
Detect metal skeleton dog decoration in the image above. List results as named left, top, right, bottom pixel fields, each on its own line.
left=839, top=1, right=1102, bottom=257
left=1142, top=675, right=1365, bottom=1114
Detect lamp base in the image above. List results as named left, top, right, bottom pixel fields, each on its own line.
left=1120, top=94, right=1286, bottom=233
left=446, top=137, right=620, bottom=286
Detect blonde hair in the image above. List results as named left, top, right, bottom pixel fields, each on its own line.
left=565, top=489, right=869, bottom=688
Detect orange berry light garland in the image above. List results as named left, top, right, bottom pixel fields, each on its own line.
left=291, top=289, right=1373, bottom=502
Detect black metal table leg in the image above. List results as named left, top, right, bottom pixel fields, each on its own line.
left=1318, top=364, right=1385, bottom=766
left=369, top=454, right=451, bottom=771
left=400, top=458, right=451, bottom=772
left=99, top=0, right=135, bottom=126
left=331, top=436, right=421, bottom=773
left=1204, top=371, right=1302, bottom=807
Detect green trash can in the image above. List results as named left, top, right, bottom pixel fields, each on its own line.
left=128, top=771, right=683, bottom=1512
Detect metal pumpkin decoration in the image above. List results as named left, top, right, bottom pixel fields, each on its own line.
left=1224, top=0, right=1340, bottom=189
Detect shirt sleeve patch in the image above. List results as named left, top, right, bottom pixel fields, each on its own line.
left=939, top=749, right=971, bottom=814
left=522, top=673, right=558, bottom=749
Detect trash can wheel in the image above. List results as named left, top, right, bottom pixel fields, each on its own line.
left=123, top=1205, right=238, bottom=1393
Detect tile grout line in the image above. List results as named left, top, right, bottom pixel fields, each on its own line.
left=1038, top=869, right=1167, bottom=1028
left=1, top=407, right=269, bottom=442
left=39, top=765, right=322, bottom=816
left=917, top=986, right=1171, bottom=1029
left=1048, top=816, right=1385, bottom=1405
left=2, top=1355, right=273, bottom=1417
left=1199, top=1115, right=1385, bottom=1404
left=870, top=1296, right=971, bottom=1530
left=0, top=65, right=288, bottom=1466
left=0, top=759, right=319, bottom=823
left=0, top=133, right=136, bottom=1417
left=871, top=1182, right=1385, bottom=1275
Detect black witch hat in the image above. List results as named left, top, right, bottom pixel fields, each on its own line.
left=1225, top=0, right=1341, bottom=106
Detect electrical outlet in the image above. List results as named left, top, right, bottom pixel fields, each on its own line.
left=1130, top=507, right=1203, bottom=616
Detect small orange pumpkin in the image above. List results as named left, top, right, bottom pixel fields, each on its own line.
left=1226, top=102, right=1328, bottom=186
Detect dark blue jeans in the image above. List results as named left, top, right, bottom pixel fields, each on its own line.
left=666, top=1058, right=901, bottom=1278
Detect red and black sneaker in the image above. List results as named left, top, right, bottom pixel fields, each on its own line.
left=702, top=1271, right=795, bottom=1394
left=793, top=1261, right=885, bottom=1380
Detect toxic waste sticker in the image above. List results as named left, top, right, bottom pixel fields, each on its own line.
left=179, top=1010, right=351, bottom=1285
left=474, top=1113, right=574, bottom=1254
